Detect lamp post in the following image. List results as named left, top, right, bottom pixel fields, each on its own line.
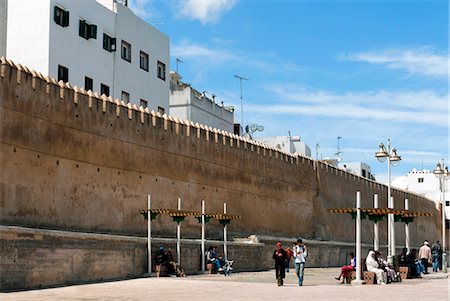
left=234, top=75, right=249, bottom=131
left=433, top=162, right=449, bottom=273
left=375, top=139, right=401, bottom=264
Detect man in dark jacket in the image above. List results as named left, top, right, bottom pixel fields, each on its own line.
left=431, top=241, right=442, bottom=272
left=273, top=242, right=287, bottom=286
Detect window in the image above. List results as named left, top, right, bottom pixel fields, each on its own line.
left=121, top=91, right=130, bottom=104
left=54, top=6, right=69, bottom=27
left=121, top=40, right=131, bottom=62
left=79, top=20, right=97, bottom=40
left=157, top=61, right=166, bottom=80
left=57, top=65, right=69, bottom=82
left=140, top=99, right=148, bottom=108
left=418, top=178, right=424, bottom=183
left=100, top=84, right=110, bottom=97
left=84, top=76, right=93, bottom=91
left=362, top=170, right=366, bottom=178
left=103, top=33, right=116, bottom=52
left=140, top=51, right=149, bottom=71
left=158, top=106, right=165, bottom=115
left=446, top=201, right=450, bottom=207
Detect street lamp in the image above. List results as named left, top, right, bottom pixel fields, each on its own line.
left=375, top=139, right=401, bottom=264
left=433, top=161, right=449, bottom=273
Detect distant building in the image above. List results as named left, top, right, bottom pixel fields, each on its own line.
left=338, top=162, right=374, bottom=180
left=254, top=135, right=312, bottom=157
left=4, top=0, right=169, bottom=113
left=169, top=71, right=234, bottom=133
left=392, top=169, right=450, bottom=220
left=0, top=0, right=6, bottom=57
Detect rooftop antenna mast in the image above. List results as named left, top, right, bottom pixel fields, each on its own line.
left=234, top=75, right=249, bottom=128
left=176, top=58, right=183, bottom=74
left=335, top=136, right=343, bottom=162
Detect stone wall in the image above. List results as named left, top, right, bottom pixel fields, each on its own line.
left=0, top=58, right=441, bottom=290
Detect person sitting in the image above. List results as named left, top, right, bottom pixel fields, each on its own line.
left=366, top=250, right=386, bottom=285
left=206, top=246, right=221, bottom=272
left=155, top=245, right=168, bottom=277
left=375, top=251, right=398, bottom=283
left=335, top=252, right=356, bottom=283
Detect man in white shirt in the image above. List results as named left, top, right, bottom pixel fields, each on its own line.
left=293, top=238, right=308, bottom=286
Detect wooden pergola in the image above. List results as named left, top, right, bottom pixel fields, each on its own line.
left=327, top=207, right=432, bottom=224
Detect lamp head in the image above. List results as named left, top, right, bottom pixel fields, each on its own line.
left=375, top=143, right=388, bottom=162
left=390, top=148, right=401, bottom=166
left=434, top=162, right=444, bottom=179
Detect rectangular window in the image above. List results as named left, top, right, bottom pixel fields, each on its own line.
left=140, top=51, right=149, bottom=71
left=79, top=20, right=97, bottom=40
left=100, top=84, right=110, bottom=97
left=446, top=201, right=450, bottom=207
left=54, top=6, right=69, bottom=27
left=103, top=33, right=116, bottom=52
left=140, top=99, right=148, bottom=108
left=157, top=61, right=166, bottom=80
left=57, top=65, right=69, bottom=82
left=158, top=106, right=165, bottom=115
left=418, top=178, right=424, bottom=183
left=121, top=40, right=131, bottom=62
left=121, top=91, right=130, bottom=104
left=84, top=76, right=93, bottom=91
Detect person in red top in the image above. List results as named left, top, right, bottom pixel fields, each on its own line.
left=285, top=245, right=293, bottom=273
left=335, top=252, right=356, bottom=283
left=273, top=242, right=287, bottom=286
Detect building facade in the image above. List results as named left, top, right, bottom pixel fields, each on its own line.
left=5, top=0, right=169, bottom=112
left=392, top=169, right=450, bottom=219
left=169, top=71, right=234, bottom=132
left=0, top=0, right=6, bottom=57
left=338, top=162, right=374, bottom=180
left=254, top=135, right=312, bottom=157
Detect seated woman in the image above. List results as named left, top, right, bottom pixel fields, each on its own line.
left=335, top=252, right=356, bottom=283
left=366, top=250, right=386, bottom=285
left=375, top=251, right=398, bottom=283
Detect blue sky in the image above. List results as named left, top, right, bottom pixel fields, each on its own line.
left=130, top=0, right=449, bottom=183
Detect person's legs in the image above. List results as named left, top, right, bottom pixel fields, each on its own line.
left=214, top=259, right=221, bottom=271
left=432, top=255, right=438, bottom=272
left=421, top=258, right=428, bottom=274
left=298, top=262, right=305, bottom=286
left=295, top=262, right=301, bottom=285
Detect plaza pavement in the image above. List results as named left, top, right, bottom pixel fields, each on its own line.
left=1, top=268, right=448, bottom=301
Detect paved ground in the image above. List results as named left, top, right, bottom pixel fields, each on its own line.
left=1, top=268, right=448, bottom=301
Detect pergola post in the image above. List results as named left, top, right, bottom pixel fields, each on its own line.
left=177, top=197, right=181, bottom=264
left=201, top=200, right=205, bottom=272
left=353, top=191, right=363, bottom=285
left=374, top=194, right=379, bottom=251
left=147, top=194, right=152, bottom=276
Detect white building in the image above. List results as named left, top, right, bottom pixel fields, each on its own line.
left=0, top=0, right=6, bottom=57
left=392, top=168, right=450, bottom=219
left=254, top=135, right=312, bottom=157
left=5, top=0, right=169, bottom=113
left=169, top=71, right=234, bottom=133
left=338, top=162, right=374, bottom=180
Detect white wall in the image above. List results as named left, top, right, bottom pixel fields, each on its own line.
left=6, top=0, right=50, bottom=73
left=0, top=0, right=7, bottom=57
left=6, top=0, right=170, bottom=112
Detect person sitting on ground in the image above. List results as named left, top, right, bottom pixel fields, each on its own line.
left=365, top=250, right=386, bottom=285
left=155, top=245, right=168, bottom=277
left=335, top=252, right=356, bottom=283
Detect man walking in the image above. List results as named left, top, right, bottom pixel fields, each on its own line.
left=293, top=238, right=308, bottom=286
left=431, top=241, right=442, bottom=272
left=418, top=241, right=432, bottom=274
left=273, top=242, right=287, bottom=286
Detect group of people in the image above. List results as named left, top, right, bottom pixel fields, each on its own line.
left=366, top=250, right=400, bottom=284
left=154, top=246, right=186, bottom=277
left=398, top=240, right=442, bottom=277
left=273, top=239, right=308, bottom=286
left=205, top=246, right=234, bottom=275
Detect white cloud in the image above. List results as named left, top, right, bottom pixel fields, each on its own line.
left=342, top=48, right=449, bottom=78
left=172, top=41, right=238, bottom=62
left=247, top=85, right=448, bottom=127
left=176, top=0, right=238, bottom=25
left=128, top=0, right=160, bottom=20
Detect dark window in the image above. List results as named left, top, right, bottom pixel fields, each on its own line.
left=157, top=61, right=166, bottom=80
left=140, top=99, right=148, bottom=108
left=362, top=170, right=366, bottom=178
left=57, top=65, right=69, bottom=82
left=418, top=178, right=424, bottom=183
left=121, top=40, right=131, bottom=62
left=54, top=6, right=69, bottom=27
left=121, top=91, right=130, bottom=103
left=100, top=84, right=110, bottom=97
left=446, top=201, right=450, bottom=207
left=84, top=76, right=93, bottom=91
left=79, top=20, right=97, bottom=40
left=446, top=220, right=450, bottom=230
left=158, top=106, right=165, bottom=115
left=140, top=51, right=149, bottom=71
left=103, top=33, right=116, bottom=52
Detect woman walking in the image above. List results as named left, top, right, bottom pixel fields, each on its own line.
left=273, top=242, right=287, bottom=286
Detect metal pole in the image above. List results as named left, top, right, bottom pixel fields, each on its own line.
left=387, top=139, right=393, bottom=264
left=353, top=191, right=363, bottom=285
left=442, top=177, right=447, bottom=273
left=374, top=194, right=379, bottom=251
left=391, top=195, right=396, bottom=261
left=147, top=194, right=152, bottom=276
left=201, top=200, right=205, bottom=272
left=405, top=198, right=410, bottom=253
left=224, top=203, right=228, bottom=262
left=177, top=197, right=181, bottom=264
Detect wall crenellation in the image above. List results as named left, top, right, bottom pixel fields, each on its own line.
left=0, top=56, right=433, bottom=203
